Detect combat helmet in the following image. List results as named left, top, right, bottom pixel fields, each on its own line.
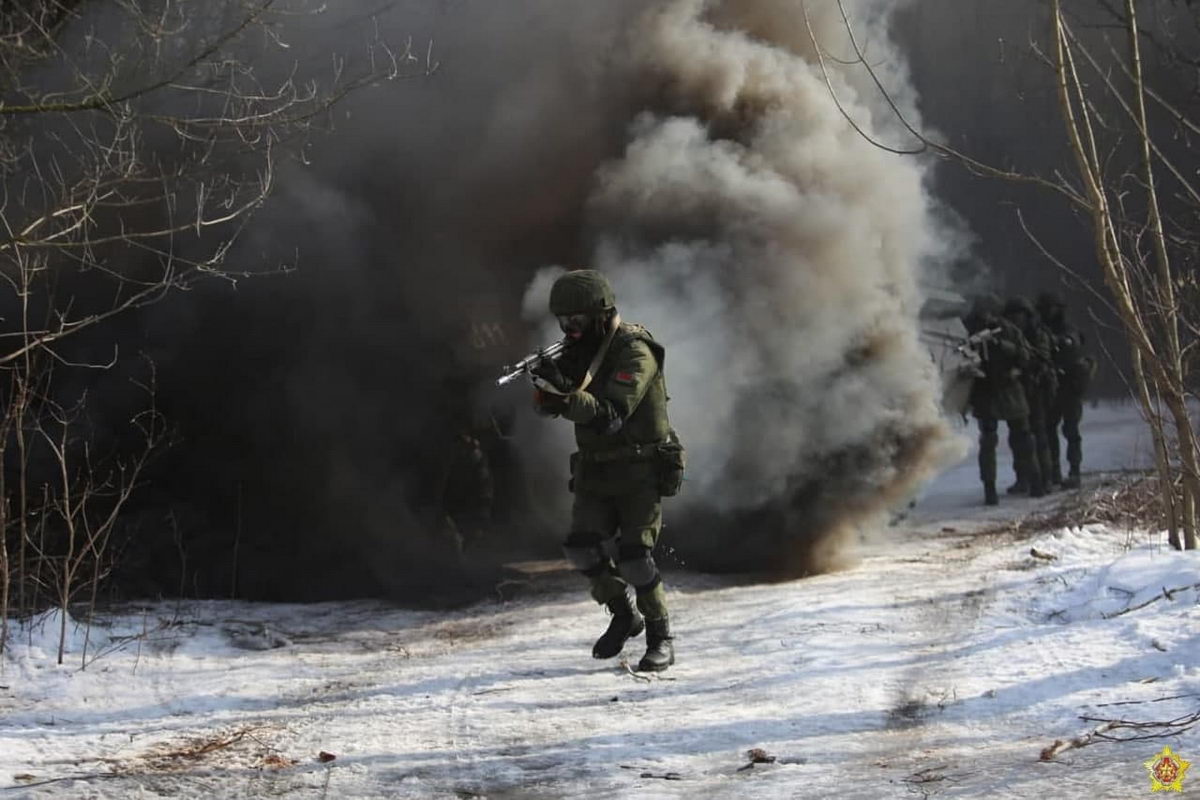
left=971, top=292, right=1003, bottom=319
left=1004, top=295, right=1036, bottom=318
left=549, top=269, right=616, bottom=316
left=1035, top=291, right=1065, bottom=316
left=963, top=292, right=1003, bottom=334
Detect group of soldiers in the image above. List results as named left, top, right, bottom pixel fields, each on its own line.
left=962, top=291, right=1096, bottom=505
left=439, top=274, right=1094, bottom=671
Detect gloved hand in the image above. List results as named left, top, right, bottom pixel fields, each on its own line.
left=533, top=389, right=567, bottom=417
left=529, top=358, right=573, bottom=395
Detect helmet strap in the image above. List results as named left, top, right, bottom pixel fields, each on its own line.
left=538, top=313, right=619, bottom=397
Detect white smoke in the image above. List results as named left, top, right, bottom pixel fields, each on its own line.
left=526, top=0, right=966, bottom=568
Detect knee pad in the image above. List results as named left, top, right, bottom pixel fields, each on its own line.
left=617, top=545, right=661, bottom=591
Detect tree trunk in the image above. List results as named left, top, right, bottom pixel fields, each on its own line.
left=1134, top=353, right=1179, bottom=546
left=0, top=456, right=8, bottom=657
left=1051, top=0, right=1194, bottom=547
left=1124, top=0, right=1198, bottom=548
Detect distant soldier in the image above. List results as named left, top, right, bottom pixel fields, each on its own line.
left=962, top=294, right=1039, bottom=505
left=529, top=269, right=682, bottom=672
left=1003, top=296, right=1057, bottom=496
left=1036, top=292, right=1096, bottom=489
left=439, top=429, right=494, bottom=554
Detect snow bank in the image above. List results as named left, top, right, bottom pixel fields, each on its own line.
left=3, top=608, right=94, bottom=665
left=3, top=403, right=1197, bottom=798
left=1023, top=526, right=1200, bottom=624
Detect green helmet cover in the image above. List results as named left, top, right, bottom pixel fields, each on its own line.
left=1004, top=295, right=1035, bottom=317
left=971, top=292, right=1003, bottom=318
left=548, top=269, right=616, bottom=316
left=1036, top=291, right=1065, bottom=315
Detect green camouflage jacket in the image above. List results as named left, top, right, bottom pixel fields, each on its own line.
left=968, top=318, right=1031, bottom=421
left=554, top=323, right=672, bottom=494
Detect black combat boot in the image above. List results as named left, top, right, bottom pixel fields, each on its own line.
left=984, top=483, right=999, bottom=506
left=592, top=592, right=644, bottom=660
left=1006, top=479, right=1029, bottom=495
left=1062, top=467, right=1081, bottom=489
left=637, top=616, right=674, bottom=672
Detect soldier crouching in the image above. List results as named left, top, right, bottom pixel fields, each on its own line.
left=529, top=269, right=684, bottom=672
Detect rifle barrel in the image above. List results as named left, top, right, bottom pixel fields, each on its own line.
left=495, top=339, right=568, bottom=387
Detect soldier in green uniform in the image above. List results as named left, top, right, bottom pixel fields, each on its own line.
left=1003, top=296, right=1056, bottom=497
left=529, top=270, right=682, bottom=672
left=963, top=294, right=1038, bottom=505
left=1036, top=292, right=1096, bottom=489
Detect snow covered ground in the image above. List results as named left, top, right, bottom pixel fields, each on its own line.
left=3, top=401, right=1200, bottom=799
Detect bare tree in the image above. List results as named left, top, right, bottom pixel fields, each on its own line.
left=27, top=369, right=165, bottom=666
left=0, top=0, right=430, bottom=654
left=1027, top=0, right=1200, bottom=548
left=808, top=0, right=1200, bottom=548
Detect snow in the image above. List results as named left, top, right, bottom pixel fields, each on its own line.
left=3, top=400, right=1200, bottom=798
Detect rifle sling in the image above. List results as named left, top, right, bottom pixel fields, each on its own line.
left=539, top=314, right=620, bottom=397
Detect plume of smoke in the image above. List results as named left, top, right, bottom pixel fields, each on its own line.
left=110, top=0, right=971, bottom=599
left=528, top=0, right=967, bottom=574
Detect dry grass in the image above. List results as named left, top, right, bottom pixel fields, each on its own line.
left=126, top=724, right=300, bottom=775
left=970, top=471, right=1165, bottom=542
left=1037, top=472, right=1165, bottom=532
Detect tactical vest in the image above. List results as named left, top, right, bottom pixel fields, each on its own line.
left=1050, top=323, right=1095, bottom=395
left=1023, top=322, right=1059, bottom=395
left=969, top=319, right=1031, bottom=421
left=572, top=323, right=671, bottom=454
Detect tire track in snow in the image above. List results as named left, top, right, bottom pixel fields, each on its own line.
left=857, top=520, right=1032, bottom=789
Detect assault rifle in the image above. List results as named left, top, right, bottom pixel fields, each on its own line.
left=924, top=326, right=1000, bottom=358
left=923, top=326, right=1002, bottom=379
left=496, top=339, right=567, bottom=387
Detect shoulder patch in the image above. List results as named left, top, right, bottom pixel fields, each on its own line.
left=613, top=370, right=636, bottom=385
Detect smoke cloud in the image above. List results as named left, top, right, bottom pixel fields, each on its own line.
left=107, top=0, right=969, bottom=599
left=525, top=0, right=965, bottom=573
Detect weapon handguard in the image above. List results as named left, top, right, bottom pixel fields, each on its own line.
left=496, top=339, right=568, bottom=387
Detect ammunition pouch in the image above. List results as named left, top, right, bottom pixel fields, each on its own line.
left=654, top=431, right=686, bottom=498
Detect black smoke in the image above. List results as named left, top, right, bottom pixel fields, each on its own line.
left=79, top=0, right=1121, bottom=600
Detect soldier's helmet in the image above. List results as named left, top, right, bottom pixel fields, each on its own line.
left=963, top=293, right=1002, bottom=333
left=971, top=293, right=1003, bottom=319
left=549, top=269, right=616, bottom=316
left=1035, top=291, right=1065, bottom=316
left=1004, top=296, right=1036, bottom=319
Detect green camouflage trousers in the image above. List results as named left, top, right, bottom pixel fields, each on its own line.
left=978, top=414, right=1038, bottom=489
left=564, top=485, right=669, bottom=620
